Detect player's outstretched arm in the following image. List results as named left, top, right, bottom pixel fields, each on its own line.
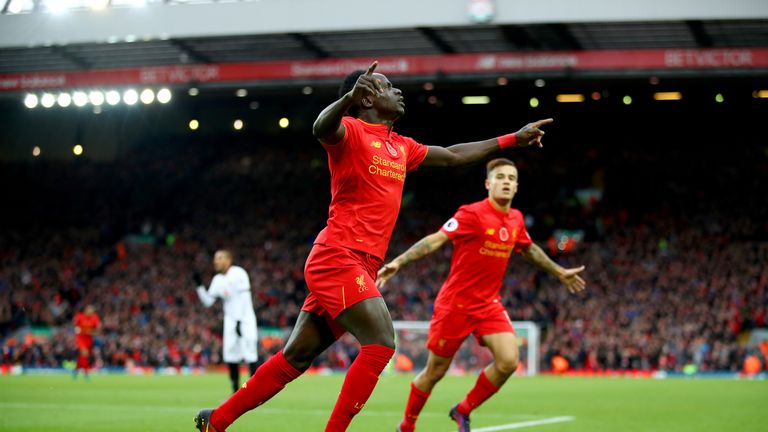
left=420, top=118, right=553, bottom=168
left=521, top=243, right=586, bottom=294
left=313, top=61, right=383, bottom=144
left=196, top=286, right=217, bottom=307
left=193, top=271, right=217, bottom=307
left=376, top=231, right=449, bottom=288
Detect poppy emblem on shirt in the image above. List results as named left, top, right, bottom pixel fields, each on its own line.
left=499, top=227, right=510, bottom=241
left=370, top=141, right=382, bottom=149
left=385, top=140, right=399, bottom=158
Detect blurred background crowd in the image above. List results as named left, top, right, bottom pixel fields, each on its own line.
left=2, top=114, right=767, bottom=374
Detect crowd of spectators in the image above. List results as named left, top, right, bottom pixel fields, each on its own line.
left=1, top=131, right=766, bottom=373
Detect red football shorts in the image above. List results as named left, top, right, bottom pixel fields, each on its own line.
left=75, top=335, right=93, bottom=351
left=426, top=303, right=515, bottom=358
left=302, top=244, right=383, bottom=338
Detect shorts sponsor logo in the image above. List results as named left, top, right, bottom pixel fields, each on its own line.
left=443, top=218, right=459, bottom=232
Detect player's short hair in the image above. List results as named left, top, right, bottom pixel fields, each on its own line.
left=339, top=69, right=366, bottom=117
left=216, top=249, right=235, bottom=260
left=486, top=158, right=516, bottom=177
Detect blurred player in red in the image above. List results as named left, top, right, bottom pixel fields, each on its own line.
left=195, top=61, right=553, bottom=432
left=378, top=158, right=586, bottom=432
left=73, top=304, right=101, bottom=379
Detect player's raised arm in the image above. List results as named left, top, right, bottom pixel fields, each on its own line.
left=520, top=243, right=586, bottom=294
left=420, top=118, right=553, bottom=168
left=193, top=271, right=218, bottom=307
left=312, top=61, right=383, bottom=144
left=376, top=230, right=450, bottom=288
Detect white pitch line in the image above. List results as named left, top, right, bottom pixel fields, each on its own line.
left=467, top=416, right=576, bottom=432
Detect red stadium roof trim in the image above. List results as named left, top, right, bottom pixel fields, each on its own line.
left=1, top=48, right=766, bottom=92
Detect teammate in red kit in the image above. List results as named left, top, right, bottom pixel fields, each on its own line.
left=377, top=158, right=586, bottom=432
left=73, top=304, right=101, bottom=379
left=195, top=62, right=553, bottom=432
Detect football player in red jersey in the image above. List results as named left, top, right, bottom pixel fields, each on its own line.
left=73, top=305, right=101, bottom=379
left=377, top=158, right=586, bottom=432
left=195, top=62, right=553, bottom=432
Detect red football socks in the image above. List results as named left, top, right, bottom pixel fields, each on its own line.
left=398, top=382, right=431, bottom=432
left=76, top=355, right=89, bottom=372
left=325, top=344, right=395, bottom=432
left=456, top=370, right=499, bottom=416
left=210, top=350, right=302, bottom=431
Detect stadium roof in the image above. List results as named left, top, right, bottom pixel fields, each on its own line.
left=1, top=20, right=766, bottom=74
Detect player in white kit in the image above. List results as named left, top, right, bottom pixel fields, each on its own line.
left=195, top=249, right=259, bottom=393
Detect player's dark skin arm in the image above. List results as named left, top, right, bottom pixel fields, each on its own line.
left=313, top=62, right=383, bottom=144
left=521, top=243, right=586, bottom=293
left=312, top=92, right=355, bottom=144
left=421, top=118, right=553, bottom=168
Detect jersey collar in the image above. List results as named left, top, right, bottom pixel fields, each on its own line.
left=355, top=117, right=387, bottom=127
left=485, top=198, right=510, bottom=216
left=354, top=117, right=395, bottom=140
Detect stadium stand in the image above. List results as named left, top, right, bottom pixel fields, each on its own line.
left=2, top=122, right=766, bottom=373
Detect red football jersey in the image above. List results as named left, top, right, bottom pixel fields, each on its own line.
left=74, top=313, right=101, bottom=336
left=436, top=198, right=532, bottom=313
left=314, top=117, right=428, bottom=260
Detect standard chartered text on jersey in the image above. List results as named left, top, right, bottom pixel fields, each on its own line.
left=368, top=154, right=406, bottom=181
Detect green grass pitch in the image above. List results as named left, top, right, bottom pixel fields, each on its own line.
left=1, top=373, right=765, bottom=431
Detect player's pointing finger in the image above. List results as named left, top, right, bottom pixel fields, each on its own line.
left=366, top=61, right=378, bottom=76
left=531, top=118, right=554, bottom=128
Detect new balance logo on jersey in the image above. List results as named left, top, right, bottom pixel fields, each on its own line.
left=485, top=228, right=495, bottom=235
left=356, top=274, right=368, bottom=293
left=370, top=141, right=382, bottom=149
